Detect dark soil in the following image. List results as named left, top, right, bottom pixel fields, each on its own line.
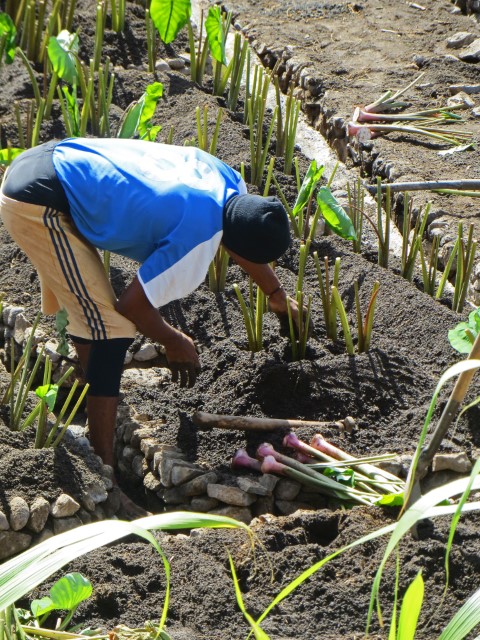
left=1, top=1, right=480, bottom=639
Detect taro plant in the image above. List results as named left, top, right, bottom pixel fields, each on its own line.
left=150, top=0, right=191, bottom=47
left=448, top=307, right=480, bottom=354
left=286, top=292, right=311, bottom=361
left=208, top=246, right=230, bottom=293
left=195, top=105, right=223, bottom=155
left=0, top=12, right=16, bottom=67
left=233, top=280, right=266, bottom=352
left=330, top=279, right=380, bottom=355
left=314, top=253, right=340, bottom=341
left=400, top=194, right=430, bottom=282
left=207, top=6, right=231, bottom=97
left=28, top=572, right=93, bottom=630
left=272, top=77, right=301, bottom=176
left=346, top=177, right=365, bottom=253
left=116, top=81, right=164, bottom=141
left=451, top=222, right=477, bottom=313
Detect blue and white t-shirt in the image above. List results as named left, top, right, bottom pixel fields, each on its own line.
left=52, top=138, right=247, bottom=308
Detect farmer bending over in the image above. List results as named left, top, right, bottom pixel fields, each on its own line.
left=0, top=137, right=298, bottom=517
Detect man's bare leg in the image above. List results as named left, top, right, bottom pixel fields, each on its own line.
left=72, top=340, right=150, bottom=520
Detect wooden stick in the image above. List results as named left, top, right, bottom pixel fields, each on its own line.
left=365, top=179, right=480, bottom=195
left=192, top=411, right=354, bottom=432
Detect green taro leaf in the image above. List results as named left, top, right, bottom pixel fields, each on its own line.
left=0, top=13, right=17, bottom=64
left=35, top=384, right=59, bottom=412
left=47, top=30, right=79, bottom=85
left=55, top=308, right=70, bottom=356
left=31, top=595, right=55, bottom=618
left=376, top=493, right=404, bottom=507
left=448, top=308, right=480, bottom=354
left=49, top=573, right=92, bottom=611
left=323, top=466, right=355, bottom=487
left=317, top=186, right=357, bottom=241
left=150, top=0, right=192, bottom=45
left=292, top=160, right=325, bottom=218
left=117, top=82, right=164, bottom=140
left=205, top=5, right=226, bottom=65
left=0, top=147, right=24, bottom=165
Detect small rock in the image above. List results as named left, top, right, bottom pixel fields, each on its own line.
left=27, top=497, right=50, bottom=533
left=3, top=305, right=23, bottom=327
left=132, top=454, right=148, bottom=478
left=171, top=463, right=204, bottom=486
left=13, top=313, right=31, bottom=345
left=449, top=83, right=480, bottom=95
left=80, top=493, right=96, bottom=512
left=85, top=481, right=108, bottom=505
left=44, top=340, right=62, bottom=363
left=155, top=58, right=171, bottom=72
left=53, top=516, right=82, bottom=534
left=275, top=478, right=301, bottom=501
left=140, top=438, right=165, bottom=461
left=9, top=496, right=30, bottom=531
left=207, top=484, right=256, bottom=507
left=190, top=496, right=219, bottom=511
left=77, top=508, right=93, bottom=524
left=209, top=505, right=252, bottom=525
left=160, top=472, right=218, bottom=504
left=133, top=343, right=158, bottom=362
left=297, top=490, right=328, bottom=508
left=432, top=452, right=472, bottom=474
left=0, top=531, right=32, bottom=559
left=275, top=500, right=312, bottom=516
left=458, top=38, right=480, bottom=62
left=447, top=91, right=476, bottom=108
left=121, top=445, right=141, bottom=462
left=144, top=471, right=162, bottom=492
left=102, top=476, right=113, bottom=491
left=124, top=351, right=133, bottom=365
left=259, top=474, right=279, bottom=492
left=237, top=477, right=270, bottom=496
left=103, top=487, right=122, bottom=517
left=253, top=495, right=275, bottom=516
left=130, top=426, right=162, bottom=448
left=51, top=494, right=80, bottom=518
left=102, top=464, right=115, bottom=481
left=167, top=57, right=185, bottom=70
left=159, top=456, right=189, bottom=487
left=472, top=106, right=480, bottom=117
left=447, top=32, right=476, bottom=49
left=0, top=510, right=9, bottom=530
left=92, top=505, right=106, bottom=521
left=34, top=528, right=54, bottom=544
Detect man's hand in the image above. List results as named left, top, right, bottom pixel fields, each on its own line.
left=163, top=329, right=201, bottom=388
left=116, top=277, right=201, bottom=387
left=268, top=287, right=311, bottom=337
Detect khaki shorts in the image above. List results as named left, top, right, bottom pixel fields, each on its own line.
left=0, top=189, right=136, bottom=340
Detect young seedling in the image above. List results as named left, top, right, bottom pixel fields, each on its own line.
left=187, top=9, right=210, bottom=85
left=0, top=12, right=16, bottom=67
left=448, top=307, right=480, bottom=355
left=452, top=222, right=477, bottom=313
left=314, top=253, right=340, bottom=341
left=207, top=6, right=232, bottom=97
left=400, top=195, right=430, bottom=282
left=208, top=245, right=230, bottom=293
left=226, top=31, right=249, bottom=112
left=287, top=292, right=311, bottom=361
left=233, top=279, right=266, bottom=352
left=331, top=279, right=380, bottom=355
left=116, top=81, right=164, bottom=141
left=419, top=234, right=441, bottom=297
left=346, top=178, right=365, bottom=253
left=30, top=572, right=93, bottom=631
left=195, top=105, right=223, bottom=155
left=272, top=74, right=301, bottom=175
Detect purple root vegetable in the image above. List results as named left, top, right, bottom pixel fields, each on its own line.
left=261, top=455, right=286, bottom=475
left=231, top=449, right=262, bottom=472
left=310, top=434, right=346, bottom=460
left=294, top=451, right=315, bottom=464
left=256, top=442, right=276, bottom=460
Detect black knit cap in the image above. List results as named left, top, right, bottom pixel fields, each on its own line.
left=222, top=194, right=291, bottom=263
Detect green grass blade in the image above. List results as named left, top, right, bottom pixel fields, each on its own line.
left=396, top=571, right=424, bottom=640
left=228, top=553, right=270, bottom=639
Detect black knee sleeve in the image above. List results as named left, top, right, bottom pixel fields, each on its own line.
left=70, top=335, right=133, bottom=396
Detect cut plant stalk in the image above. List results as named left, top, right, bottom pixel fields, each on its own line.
left=309, top=434, right=404, bottom=494
left=362, top=72, right=425, bottom=113
left=231, top=449, right=262, bottom=472
left=247, top=91, right=277, bottom=187
left=110, top=0, right=125, bottom=33
left=330, top=285, right=355, bottom=355
left=355, top=104, right=464, bottom=123
left=258, top=446, right=376, bottom=505
left=283, top=432, right=401, bottom=495
left=348, top=121, right=472, bottom=147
